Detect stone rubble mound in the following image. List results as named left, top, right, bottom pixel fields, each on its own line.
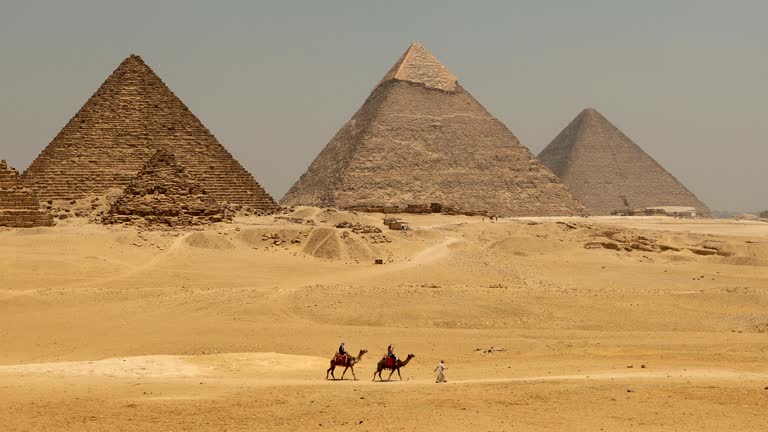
left=0, top=160, right=53, bottom=228
left=102, top=149, right=230, bottom=227
left=584, top=228, right=734, bottom=256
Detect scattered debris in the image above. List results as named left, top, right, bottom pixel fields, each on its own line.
left=275, top=216, right=315, bottom=225
left=335, top=221, right=382, bottom=234
left=475, top=347, right=505, bottom=354
left=557, top=221, right=579, bottom=230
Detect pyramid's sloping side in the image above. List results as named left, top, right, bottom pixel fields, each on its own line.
left=283, top=80, right=587, bottom=217
left=22, top=55, right=278, bottom=212
left=538, top=109, right=710, bottom=216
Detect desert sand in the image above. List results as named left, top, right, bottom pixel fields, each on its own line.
left=1, top=208, right=767, bottom=431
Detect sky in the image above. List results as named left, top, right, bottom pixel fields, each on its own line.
left=0, top=0, right=766, bottom=212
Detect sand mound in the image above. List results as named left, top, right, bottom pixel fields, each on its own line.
left=303, top=228, right=342, bottom=259
left=11, top=227, right=52, bottom=236
left=184, top=232, right=235, bottom=250
left=490, top=236, right=567, bottom=255
left=113, top=232, right=144, bottom=246
left=0, top=355, right=201, bottom=378
left=718, top=256, right=768, bottom=266
left=287, top=206, right=322, bottom=219
left=303, top=227, right=375, bottom=262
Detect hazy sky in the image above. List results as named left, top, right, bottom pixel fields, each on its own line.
left=1, top=1, right=765, bottom=211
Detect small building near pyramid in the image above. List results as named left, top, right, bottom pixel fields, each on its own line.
left=0, top=160, right=53, bottom=228
left=23, top=54, right=278, bottom=214
left=538, top=108, right=710, bottom=216
left=103, top=150, right=230, bottom=227
left=281, top=43, right=587, bottom=217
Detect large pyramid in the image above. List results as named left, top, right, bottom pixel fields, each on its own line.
left=104, top=149, right=228, bottom=226
left=281, top=43, right=587, bottom=217
left=0, top=160, right=53, bottom=227
left=538, top=108, right=710, bottom=216
left=23, top=55, right=278, bottom=213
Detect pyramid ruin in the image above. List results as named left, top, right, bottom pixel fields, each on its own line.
left=0, top=160, right=53, bottom=228
left=538, top=108, right=710, bottom=216
left=103, top=149, right=229, bottom=226
left=23, top=55, right=278, bottom=213
left=281, top=43, right=587, bottom=217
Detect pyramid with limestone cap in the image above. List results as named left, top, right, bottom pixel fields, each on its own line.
left=538, top=108, right=710, bottom=215
left=104, top=149, right=229, bottom=226
left=377, top=42, right=458, bottom=92
left=22, top=55, right=278, bottom=213
left=1, top=159, right=53, bottom=227
left=282, top=43, right=587, bottom=216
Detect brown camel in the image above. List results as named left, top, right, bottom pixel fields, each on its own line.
left=326, top=349, right=368, bottom=380
left=372, top=353, right=415, bottom=382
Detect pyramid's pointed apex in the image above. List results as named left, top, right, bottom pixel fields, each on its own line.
left=582, top=107, right=610, bottom=119
left=119, top=54, right=146, bottom=65
left=378, top=42, right=458, bottom=92
left=111, top=54, right=154, bottom=76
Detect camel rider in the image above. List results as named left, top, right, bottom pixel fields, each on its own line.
left=338, top=342, right=347, bottom=361
left=386, top=345, right=398, bottom=363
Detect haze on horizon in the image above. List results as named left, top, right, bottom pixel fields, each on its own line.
left=0, top=0, right=765, bottom=212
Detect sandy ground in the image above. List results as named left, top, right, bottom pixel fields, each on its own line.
left=1, top=209, right=767, bottom=431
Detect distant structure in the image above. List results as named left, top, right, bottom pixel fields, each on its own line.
left=103, top=150, right=229, bottom=226
left=0, top=160, right=53, bottom=227
left=619, top=206, right=697, bottom=218
left=538, top=108, right=710, bottom=216
left=282, top=43, right=587, bottom=217
left=23, top=55, right=278, bottom=213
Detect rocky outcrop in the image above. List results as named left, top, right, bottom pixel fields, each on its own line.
left=0, top=160, right=53, bottom=227
left=23, top=55, right=278, bottom=213
left=102, top=150, right=229, bottom=227
left=281, top=43, right=587, bottom=217
left=538, top=108, right=710, bottom=216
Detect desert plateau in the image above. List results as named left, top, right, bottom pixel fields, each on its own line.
left=2, top=209, right=767, bottom=431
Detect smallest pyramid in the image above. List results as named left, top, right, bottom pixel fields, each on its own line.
left=103, top=150, right=230, bottom=227
left=538, top=108, right=710, bottom=216
left=377, top=42, right=458, bottom=92
left=0, top=160, right=53, bottom=227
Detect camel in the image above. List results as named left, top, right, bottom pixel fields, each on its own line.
left=372, top=353, right=415, bottom=382
left=326, top=349, right=367, bottom=380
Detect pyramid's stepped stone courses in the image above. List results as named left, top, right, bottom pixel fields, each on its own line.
left=282, top=43, right=587, bottom=217
left=538, top=109, right=710, bottom=216
left=22, top=55, right=278, bottom=213
left=103, top=149, right=229, bottom=226
left=0, top=160, right=53, bottom=227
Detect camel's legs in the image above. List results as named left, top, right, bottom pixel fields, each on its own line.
left=387, top=369, right=395, bottom=381
left=373, top=369, right=380, bottom=381
left=341, top=367, right=348, bottom=380
left=397, top=368, right=402, bottom=380
left=326, top=363, right=334, bottom=380
left=350, top=367, right=357, bottom=380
